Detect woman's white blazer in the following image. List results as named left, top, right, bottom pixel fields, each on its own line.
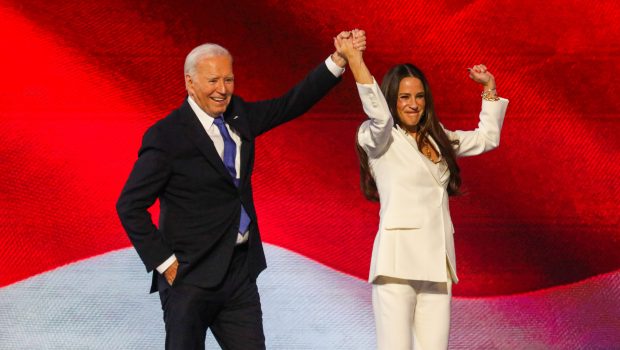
left=357, top=79, right=509, bottom=283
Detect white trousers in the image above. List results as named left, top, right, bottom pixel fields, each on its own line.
left=372, top=269, right=452, bottom=350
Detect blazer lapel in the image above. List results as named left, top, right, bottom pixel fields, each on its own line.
left=224, top=107, right=252, bottom=187
left=397, top=126, right=443, bottom=186
left=238, top=135, right=251, bottom=186
left=180, top=101, right=235, bottom=186
left=426, top=135, right=449, bottom=184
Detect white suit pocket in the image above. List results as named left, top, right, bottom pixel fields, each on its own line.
left=383, top=215, right=423, bottom=230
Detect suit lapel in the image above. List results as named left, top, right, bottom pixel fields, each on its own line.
left=180, top=101, right=235, bottom=186
left=224, top=105, right=252, bottom=187
left=397, top=126, right=443, bottom=186
left=238, top=136, right=251, bottom=186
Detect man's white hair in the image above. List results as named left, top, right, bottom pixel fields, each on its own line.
left=184, top=43, right=232, bottom=77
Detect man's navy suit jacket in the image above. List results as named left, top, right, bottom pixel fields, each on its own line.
left=116, top=61, right=341, bottom=292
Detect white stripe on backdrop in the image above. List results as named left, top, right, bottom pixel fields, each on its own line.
left=1, top=244, right=619, bottom=349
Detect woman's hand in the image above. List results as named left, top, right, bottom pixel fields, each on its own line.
left=468, top=64, right=496, bottom=91
left=352, top=29, right=366, bottom=52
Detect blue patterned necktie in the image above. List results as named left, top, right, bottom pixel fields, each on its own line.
left=213, top=117, right=251, bottom=234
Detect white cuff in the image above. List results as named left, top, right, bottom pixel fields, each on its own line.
left=325, top=56, right=345, bottom=77
left=156, top=254, right=177, bottom=274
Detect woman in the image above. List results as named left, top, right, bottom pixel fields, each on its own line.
left=335, top=32, right=508, bottom=349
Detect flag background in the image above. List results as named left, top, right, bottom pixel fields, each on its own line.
left=1, top=0, right=619, bottom=348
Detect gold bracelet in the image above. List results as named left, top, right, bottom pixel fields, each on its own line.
left=481, top=89, right=500, bottom=101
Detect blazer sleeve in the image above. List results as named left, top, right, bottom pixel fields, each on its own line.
left=444, top=97, right=509, bottom=157
left=116, top=125, right=174, bottom=272
left=245, top=60, right=341, bottom=137
left=356, top=78, right=394, bottom=158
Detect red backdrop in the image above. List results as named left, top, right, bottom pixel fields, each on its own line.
left=1, top=0, right=619, bottom=298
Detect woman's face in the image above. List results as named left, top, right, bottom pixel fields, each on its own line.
left=396, top=77, right=426, bottom=132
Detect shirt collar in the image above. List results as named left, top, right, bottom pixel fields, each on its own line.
left=187, top=95, right=217, bottom=129
left=395, top=124, right=408, bottom=135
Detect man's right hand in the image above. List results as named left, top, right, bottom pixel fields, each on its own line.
left=164, top=260, right=178, bottom=285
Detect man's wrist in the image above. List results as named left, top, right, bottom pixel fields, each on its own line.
left=331, top=52, right=347, bottom=68
left=156, top=255, right=177, bottom=274
left=325, top=55, right=346, bottom=77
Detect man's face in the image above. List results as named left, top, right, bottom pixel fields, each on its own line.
left=185, top=55, right=234, bottom=117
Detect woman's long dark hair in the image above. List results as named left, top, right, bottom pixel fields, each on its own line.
left=357, top=63, right=462, bottom=201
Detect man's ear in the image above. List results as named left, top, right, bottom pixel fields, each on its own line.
left=184, top=74, right=193, bottom=90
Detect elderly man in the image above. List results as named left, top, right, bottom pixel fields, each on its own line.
left=116, top=31, right=365, bottom=350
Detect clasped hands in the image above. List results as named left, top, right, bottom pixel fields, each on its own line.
left=331, top=29, right=366, bottom=67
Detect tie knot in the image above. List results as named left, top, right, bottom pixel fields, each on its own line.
left=213, top=116, right=225, bottom=126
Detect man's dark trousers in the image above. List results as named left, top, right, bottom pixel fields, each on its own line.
left=157, top=243, right=265, bottom=350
